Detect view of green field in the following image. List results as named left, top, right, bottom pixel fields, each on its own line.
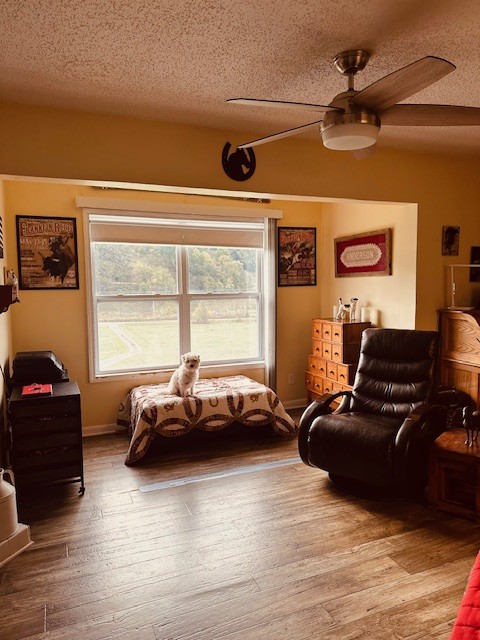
left=93, top=243, right=262, bottom=373
left=98, top=320, right=258, bottom=371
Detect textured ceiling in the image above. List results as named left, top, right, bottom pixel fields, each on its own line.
left=1, top=0, right=480, bottom=157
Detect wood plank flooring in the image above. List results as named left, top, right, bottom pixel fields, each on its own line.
left=1, top=414, right=480, bottom=640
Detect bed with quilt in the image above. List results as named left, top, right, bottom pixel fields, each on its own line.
left=116, top=375, right=298, bottom=465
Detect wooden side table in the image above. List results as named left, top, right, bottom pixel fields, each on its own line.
left=429, top=428, right=480, bottom=522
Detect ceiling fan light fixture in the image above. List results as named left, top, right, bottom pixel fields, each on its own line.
left=321, top=122, right=380, bottom=151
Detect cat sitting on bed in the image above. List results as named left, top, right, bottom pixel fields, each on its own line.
left=167, top=352, right=201, bottom=397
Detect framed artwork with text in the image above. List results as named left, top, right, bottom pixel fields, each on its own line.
left=16, top=215, right=79, bottom=289
left=335, top=228, right=392, bottom=277
left=278, top=227, right=316, bottom=286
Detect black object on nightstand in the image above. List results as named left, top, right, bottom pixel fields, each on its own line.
left=8, top=381, right=85, bottom=499
left=12, top=350, right=70, bottom=386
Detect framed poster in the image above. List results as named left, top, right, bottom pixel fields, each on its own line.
left=278, top=227, right=316, bottom=287
left=16, top=215, right=79, bottom=289
left=335, top=228, right=392, bottom=277
left=442, top=225, right=460, bottom=256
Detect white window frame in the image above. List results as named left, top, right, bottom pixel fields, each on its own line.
left=78, top=197, right=282, bottom=388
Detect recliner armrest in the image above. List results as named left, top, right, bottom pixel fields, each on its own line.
left=394, top=403, right=447, bottom=494
left=395, top=403, right=447, bottom=449
left=298, top=391, right=352, bottom=465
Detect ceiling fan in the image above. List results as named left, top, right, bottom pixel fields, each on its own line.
left=227, top=50, right=480, bottom=157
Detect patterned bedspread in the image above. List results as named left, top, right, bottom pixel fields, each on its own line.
left=117, top=375, right=298, bottom=465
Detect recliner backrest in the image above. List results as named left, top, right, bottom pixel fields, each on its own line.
left=350, top=328, right=439, bottom=417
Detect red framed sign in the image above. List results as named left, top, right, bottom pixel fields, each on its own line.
left=335, top=228, right=392, bottom=277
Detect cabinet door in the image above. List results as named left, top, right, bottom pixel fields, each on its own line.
left=331, top=324, right=343, bottom=343
left=435, top=456, right=477, bottom=519
left=305, top=371, right=314, bottom=392
left=337, top=363, right=356, bottom=385
left=11, top=398, right=80, bottom=420
left=321, top=323, right=332, bottom=341
left=322, top=379, right=333, bottom=394
left=12, top=415, right=80, bottom=436
left=308, top=355, right=326, bottom=377
left=331, top=343, right=343, bottom=363
left=312, top=340, right=322, bottom=357
left=312, top=376, right=323, bottom=396
left=326, top=362, right=337, bottom=381
left=322, top=342, right=332, bottom=360
left=312, top=320, right=322, bottom=342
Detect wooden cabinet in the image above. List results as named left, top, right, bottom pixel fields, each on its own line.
left=305, top=318, right=371, bottom=402
left=439, top=309, right=480, bottom=409
left=429, top=428, right=480, bottom=522
left=8, top=382, right=84, bottom=498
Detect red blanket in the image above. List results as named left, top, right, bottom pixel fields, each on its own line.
left=451, top=552, right=480, bottom=639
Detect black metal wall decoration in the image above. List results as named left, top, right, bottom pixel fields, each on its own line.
left=222, top=142, right=256, bottom=181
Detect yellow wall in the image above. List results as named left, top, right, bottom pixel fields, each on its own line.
left=3, top=181, right=328, bottom=428
left=1, top=101, right=480, bottom=430
left=320, top=201, right=418, bottom=328
left=1, top=101, right=480, bottom=331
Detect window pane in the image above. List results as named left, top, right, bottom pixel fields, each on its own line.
left=187, top=247, right=259, bottom=294
left=190, top=299, right=259, bottom=361
left=97, top=300, right=179, bottom=371
left=93, top=243, right=178, bottom=295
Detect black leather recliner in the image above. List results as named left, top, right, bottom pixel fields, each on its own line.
left=298, top=328, right=447, bottom=498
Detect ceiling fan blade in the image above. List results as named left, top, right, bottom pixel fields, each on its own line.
left=351, top=144, right=377, bottom=160
left=380, top=104, right=480, bottom=126
left=237, top=120, right=324, bottom=149
left=227, top=98, right=342, bottom=114
left=350, top=56, right=455, bottom=112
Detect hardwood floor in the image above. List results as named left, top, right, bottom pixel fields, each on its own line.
left=1, top=414, right=480, bottom=640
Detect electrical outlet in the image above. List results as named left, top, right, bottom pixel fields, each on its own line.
left=288, top=373, right=295, bottom=385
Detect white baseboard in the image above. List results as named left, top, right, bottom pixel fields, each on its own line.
left=82, top=423, right=117, bottom=437
left=283, top=398, right=308, bottom=410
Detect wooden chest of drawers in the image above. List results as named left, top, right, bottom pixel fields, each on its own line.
left=8, top=382, right=84, bottom=498
left=306, top=318, right=371, bottom=402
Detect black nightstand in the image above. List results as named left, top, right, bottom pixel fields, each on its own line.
left=8, top=381, right=84, bottom=498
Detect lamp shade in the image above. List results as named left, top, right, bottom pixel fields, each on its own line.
left=322, top=122, right=380, bottom=151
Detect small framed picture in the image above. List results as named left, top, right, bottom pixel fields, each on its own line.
left=278, top=227, right=316, bottom=286
left=442, top=226, right=460, bottom=256
left=16, top=215, right=79, bottom=289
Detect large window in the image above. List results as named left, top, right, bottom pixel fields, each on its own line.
left=82, top=204, right=277, bottom=381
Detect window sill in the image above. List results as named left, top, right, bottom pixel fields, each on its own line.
left=89, top=360, right=265, bottom=384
